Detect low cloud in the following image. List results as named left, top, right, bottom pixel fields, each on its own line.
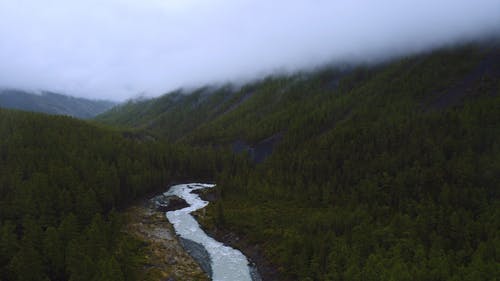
left=0, top=0, right=499, bottom=100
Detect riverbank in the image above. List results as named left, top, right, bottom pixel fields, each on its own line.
left=192, top=189, right=285, bottom=281
left=125, top=200, right=209, bottom=281
left=165, top=183, right=255, bottom=281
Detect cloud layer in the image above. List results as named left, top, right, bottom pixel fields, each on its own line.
left=1, top=0, right=499, bottom=100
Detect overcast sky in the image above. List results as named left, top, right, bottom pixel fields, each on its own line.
left=0, top=0, right=499, bottom=101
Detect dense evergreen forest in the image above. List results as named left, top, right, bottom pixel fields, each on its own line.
left=96, top=86, right=242, bottom=141
left=206, top=47, right=500, bottom=280
left=1, top=44, right=499, bottom=281
left=0, top=109, right=227, bottom=281
left=100, top=44, right=500, bottom=280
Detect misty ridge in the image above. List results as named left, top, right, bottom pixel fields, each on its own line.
left=0, top=0, right=499, bottom=101
left=0, top=89, right=116, bottom=118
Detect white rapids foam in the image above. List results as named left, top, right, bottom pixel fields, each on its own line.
left=165, top=183, right=253, bottom=281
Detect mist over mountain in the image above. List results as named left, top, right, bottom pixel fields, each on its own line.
left=1, top=39, right=499, bottom=281
left=0, top=89, right=116, bottom=118
left=1, top=0, right=499, bottom=100
left=1, top=1, right=500, bottom=280
left=94, top=43, right=500, bottom=280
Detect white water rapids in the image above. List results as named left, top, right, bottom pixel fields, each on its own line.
left=164, top=183, right=253, bottom=281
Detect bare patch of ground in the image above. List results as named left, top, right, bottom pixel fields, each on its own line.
left=428, top=49, right=500, bottom=109
left=125, top=204, right=209, bottom=281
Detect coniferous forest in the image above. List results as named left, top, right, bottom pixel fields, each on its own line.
left=0, top=110, right=227, bottom=280
left=1, top=44, right=499, bottom=281
left=205, top=49, right=500, bottom=280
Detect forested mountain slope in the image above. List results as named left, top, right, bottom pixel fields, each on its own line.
left=96, top=44, right=500, bottom=280
left=205, top=46, right=500, bottom=280
left=0, top=90, right=116, bottom=119
left=98, top=46, right=500, bottom=147
left=0, top=109, right=224, bottom=281
left=96, top=86, right=241, bottom=140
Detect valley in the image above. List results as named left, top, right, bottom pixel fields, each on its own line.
left=98, top=44, right=500, bottom=281
left=0, top=43, right=499, bottom=281
left=2, top=0, right=500, bottom=279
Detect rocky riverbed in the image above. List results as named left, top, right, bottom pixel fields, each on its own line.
left=125, top=201, right=209, bottom=281
left=165, top=183, right=257, bottom=281
left=126, top=184, right=266, bottom=281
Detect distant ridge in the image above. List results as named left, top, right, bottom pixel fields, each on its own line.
left=0, top=89, right=116, bottom=119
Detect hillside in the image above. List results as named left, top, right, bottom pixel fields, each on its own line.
left=97, top=45, right=500, bottom=154
left=0, top=89, right=116, bottom=118
left=96, top=86, right=245, bottom=141
left=0, top=108, right=223, bottom=281
left=96, top=44, right=500, bottom=280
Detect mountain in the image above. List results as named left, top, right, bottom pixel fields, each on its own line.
left=96, top=44, right=500, bottom=280
left=1, top=43, right=498, bottom=281
left=97, top=44, right=500, bottom=148
left=0, top=89, right=116, bottom=118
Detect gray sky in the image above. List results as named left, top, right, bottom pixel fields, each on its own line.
left=1, top=0, right=499, bottom=101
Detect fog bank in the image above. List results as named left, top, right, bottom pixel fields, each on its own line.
left=0, top=0, right=499, bottom=100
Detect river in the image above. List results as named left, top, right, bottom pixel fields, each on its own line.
left=164, top=183, right=254, bottom=281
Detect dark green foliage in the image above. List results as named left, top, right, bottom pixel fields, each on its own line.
left=0, top=110, right=222, bottom=281
left=206, top=46, right=500, bottom=280
left=95, top=86, right=241, bottom=141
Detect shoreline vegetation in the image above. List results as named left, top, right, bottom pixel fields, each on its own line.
left=192, top=188, right=282, bottom=281
left=126, top=185, right=268, bottom=281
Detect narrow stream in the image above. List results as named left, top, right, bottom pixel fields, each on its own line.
left=164, top=183, right=253, bottom=281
